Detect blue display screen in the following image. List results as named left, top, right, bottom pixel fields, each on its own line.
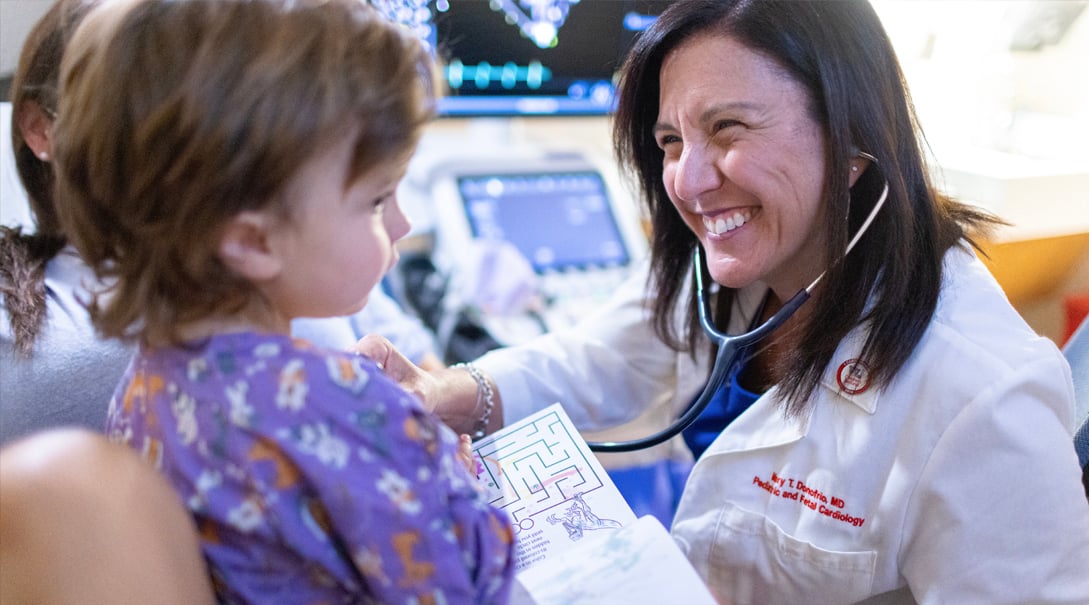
left=404, top=0, right=673, bottom=117
left=457, top=171, right=630, bottom=272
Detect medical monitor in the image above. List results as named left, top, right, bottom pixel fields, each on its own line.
left=431, top=152, right=647, bottom=273
left=377, top=0, right=673, bottom=117
left=428, top=151, right=648, bottom=340
left=457, top=170, right=630, bottom=272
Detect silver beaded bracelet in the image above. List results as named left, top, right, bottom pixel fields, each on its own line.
left=454, top=362, right=494, bottom=441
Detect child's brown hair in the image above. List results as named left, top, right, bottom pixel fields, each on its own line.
left=54, top=0, right=439, bottom=346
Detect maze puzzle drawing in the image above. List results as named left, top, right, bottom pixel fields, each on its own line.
left=473, top=406, right=609, bottom=533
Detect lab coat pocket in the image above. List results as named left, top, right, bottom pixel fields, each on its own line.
left=708, top=502, right=877, bottom=605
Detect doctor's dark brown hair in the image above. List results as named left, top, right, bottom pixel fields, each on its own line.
left=53, top=0, right=438, bottom=347
left=613, top=0, right=1000, bottom=415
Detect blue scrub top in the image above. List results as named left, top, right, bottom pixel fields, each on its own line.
left=682, top=366, right=761, bottom=460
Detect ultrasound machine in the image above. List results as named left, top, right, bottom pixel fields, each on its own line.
left=384, top=0, right=670, bottom=347
left=426, top=151, right=648, bottom=346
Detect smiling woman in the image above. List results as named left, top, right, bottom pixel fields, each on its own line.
left=608, top=1, right=1089, bottom=599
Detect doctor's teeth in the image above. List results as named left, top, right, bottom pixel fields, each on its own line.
left=704, top=211, right=751, bottom=235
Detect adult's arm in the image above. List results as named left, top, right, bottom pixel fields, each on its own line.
left=356, top=262, right=708, bottom=439
left=901, top=353, right=1089, bottom=603
left=474, top=262, right=705, bottom=431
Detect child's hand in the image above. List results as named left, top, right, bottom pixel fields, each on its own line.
left=456, top=434, right=477, bottom=476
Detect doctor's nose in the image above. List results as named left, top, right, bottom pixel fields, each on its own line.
left=671, top=145, right=723, bottom=205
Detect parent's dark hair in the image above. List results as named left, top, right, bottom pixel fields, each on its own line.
left=613, top=0, right=998, bottom=415
left=1, top=0, right=97, bottom=355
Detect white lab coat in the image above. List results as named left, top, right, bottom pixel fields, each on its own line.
left=478, top=245, right=1089, bottom=604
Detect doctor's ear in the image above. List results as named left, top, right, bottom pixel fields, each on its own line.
left=848, top=149, right=873, bottom=187
left=217, top=211, right=282, bottom=281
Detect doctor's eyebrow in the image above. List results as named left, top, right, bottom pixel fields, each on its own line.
left=653, top=101, right=764, bottom=136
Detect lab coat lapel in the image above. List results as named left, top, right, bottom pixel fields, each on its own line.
left=703, top=322, right=881, bottom=456
left=818, top=323, right=882, bottom=415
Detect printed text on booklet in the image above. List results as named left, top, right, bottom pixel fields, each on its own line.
left=473, top=404, right=717, bottom=604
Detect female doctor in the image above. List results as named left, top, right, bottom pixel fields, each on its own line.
left=359, top=0, right=1089, bottom=602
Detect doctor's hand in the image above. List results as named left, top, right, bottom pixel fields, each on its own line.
left=352, top=334, right=501, bottom=436
left=352, top=334, right=434, bottom=406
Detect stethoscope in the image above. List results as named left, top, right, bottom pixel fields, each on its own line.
left=587, top=154, right=888, bottom=452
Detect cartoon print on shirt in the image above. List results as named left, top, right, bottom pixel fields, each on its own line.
left=107, top=334, right=515, bottom=601
left=326, top=355, right=370, bottom=394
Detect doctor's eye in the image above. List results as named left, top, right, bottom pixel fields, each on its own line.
left=656, top=134, right=681, bottom=149
left=713, top=119, right=742, bottom=133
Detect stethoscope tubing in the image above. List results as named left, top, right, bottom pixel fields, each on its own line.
left=586, top=250, right=810, bottom=452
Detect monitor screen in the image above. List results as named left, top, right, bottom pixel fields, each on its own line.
left=456, top=170, right=630, bottom=272
left=374, top=0, right=673, bottom=117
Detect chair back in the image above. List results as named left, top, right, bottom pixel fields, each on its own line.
left=1064, top=317, right=1089, bottom=468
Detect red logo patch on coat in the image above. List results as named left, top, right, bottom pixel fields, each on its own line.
left=836, top=358, right=872, bottom=395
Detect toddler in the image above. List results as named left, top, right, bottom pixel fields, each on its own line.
left=52, top=0, right=515, bottom=602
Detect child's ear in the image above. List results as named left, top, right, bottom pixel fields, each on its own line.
left=217, top=211, right=282, bottom=281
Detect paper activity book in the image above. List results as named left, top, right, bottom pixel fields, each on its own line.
left=508, top=514, right=719, bottom=605
left=471, top=403, right=718, bottom=604
left=471, top=403, right=637, bottom=571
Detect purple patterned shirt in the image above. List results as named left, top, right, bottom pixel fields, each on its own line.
left=106, top=332, right=514, bottom=604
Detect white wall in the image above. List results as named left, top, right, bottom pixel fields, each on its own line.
left=881, top=1, right=1088, bottom=159
left=873, top=0, right=1089, bottom=239
left=0, top=102, right=34, bottom=228
left=1, top=0, right=52, bottom=77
